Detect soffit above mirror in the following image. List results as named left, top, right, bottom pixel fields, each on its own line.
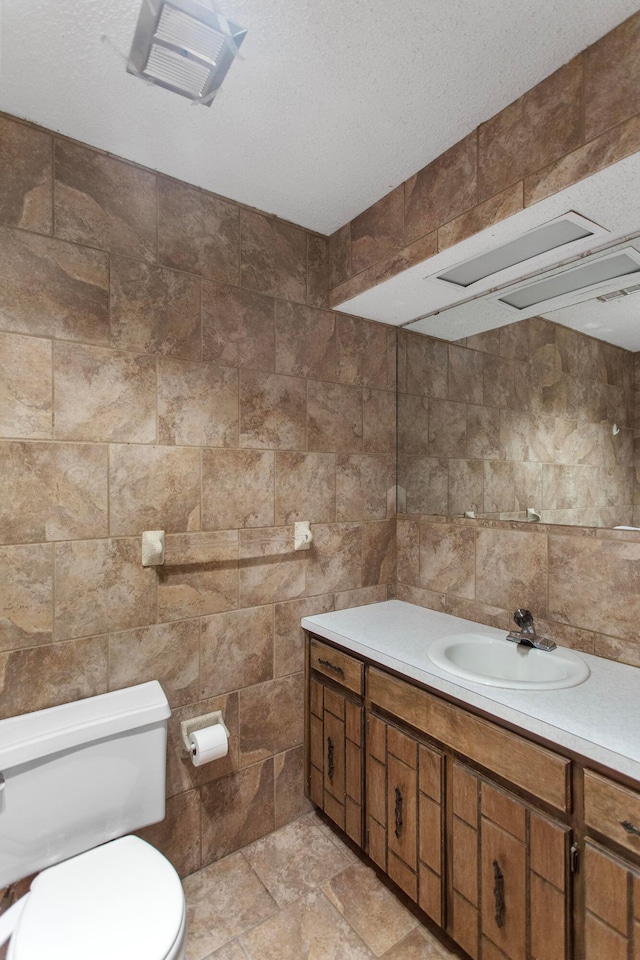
left=335, top=151, right=640, bottom=349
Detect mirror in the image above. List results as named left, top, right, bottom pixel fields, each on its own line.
left=397, top=234, right=640, bottom=528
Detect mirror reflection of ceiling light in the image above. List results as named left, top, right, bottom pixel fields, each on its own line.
left=496, top=249, right=640, bottom=311
left=127, top=0, right=247, bottom=106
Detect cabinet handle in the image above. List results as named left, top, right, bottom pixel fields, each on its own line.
left=327, top=736, right=334, bottom=782
left=318, top=657, right=345, bottom=677
left=394, top=786, right=403, bottom=839
left=493, top=860, right=505, bottom=929
left=621, top=820, right=640, bottom=837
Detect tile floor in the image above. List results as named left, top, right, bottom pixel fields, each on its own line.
left=183, top=812, right=460, bottom=960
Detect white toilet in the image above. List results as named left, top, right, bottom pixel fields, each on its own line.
left=0, top=681, right=187, bottom=960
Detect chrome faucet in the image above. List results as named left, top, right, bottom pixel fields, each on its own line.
left=506, top=609, right=557, bottom=651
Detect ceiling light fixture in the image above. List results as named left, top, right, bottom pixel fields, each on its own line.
left=127, top=0, right=247, bottom=106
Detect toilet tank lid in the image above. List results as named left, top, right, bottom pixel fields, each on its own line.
left=0, top=682, right=170, bottom=770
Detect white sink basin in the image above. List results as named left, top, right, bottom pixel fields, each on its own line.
left=427, top=633, right=590, bottom=689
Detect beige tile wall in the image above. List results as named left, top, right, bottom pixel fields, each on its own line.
left=0, top=113, right=396, bottom=877
left=398, top=317, right=636, bottom=526
left=327, top=10, right=640, bottom=307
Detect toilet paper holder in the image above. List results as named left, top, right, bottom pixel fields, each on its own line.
left=180, top=711, right=230, bottom=758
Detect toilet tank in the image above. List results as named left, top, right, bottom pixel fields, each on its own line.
left=0, top=682, right=171, bottom=888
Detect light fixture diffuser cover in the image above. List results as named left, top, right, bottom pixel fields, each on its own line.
left=127, top=0, right=247, bottom=106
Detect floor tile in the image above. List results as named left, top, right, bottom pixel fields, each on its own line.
left=240, top=888, right=376, bottom=960
left=203, top=941, right=249, bottom=960
left=322, top=862, right=418, bottom=956
left=183, top=852, right=277, bottom=960
left=242, top=816, right=350, bottom=907
left=379, top=927, right=456, bottom=959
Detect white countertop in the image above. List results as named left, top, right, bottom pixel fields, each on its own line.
left=302, top=600, right=640, bottom=783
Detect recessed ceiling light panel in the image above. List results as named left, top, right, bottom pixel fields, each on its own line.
left=433, top=213, right=606, bottom=288
left=127, top=0, right=247, bottom=106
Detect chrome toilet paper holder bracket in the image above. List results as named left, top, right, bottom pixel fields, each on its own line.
left=180, top=711, right=230, bottom=757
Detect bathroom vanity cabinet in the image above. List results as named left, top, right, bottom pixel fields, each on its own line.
left=304, top=614, right=640, bottom=960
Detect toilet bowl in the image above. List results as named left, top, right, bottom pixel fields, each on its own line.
left=0, top=682, right=186, bottom=960
left=6, top=837, right=186, bottom=960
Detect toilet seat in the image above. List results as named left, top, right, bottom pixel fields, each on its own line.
left=7, top=836, right=186, bottom=960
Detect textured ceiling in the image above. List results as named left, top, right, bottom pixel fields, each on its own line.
left=1, top=0, right=640, bottom=233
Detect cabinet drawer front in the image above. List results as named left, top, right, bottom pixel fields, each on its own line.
left=310, top=637, right=364, bottom=694
left=369, top=668, right=570, bottom=812
left=585, top=769, right=640, bottom=855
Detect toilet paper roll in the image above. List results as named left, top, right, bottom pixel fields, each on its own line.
left=189, top=724, right=228, bottom=766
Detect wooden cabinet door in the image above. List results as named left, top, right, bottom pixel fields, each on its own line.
left=450, top=763, right=571, bottom=960
left=366, top=712, right=444, bottom=914
left=307, top=674, right=364, bottom=845
left=584, top=840, right=640, bottom=960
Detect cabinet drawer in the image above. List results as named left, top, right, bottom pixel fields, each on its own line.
left=310, top=637, right=364, bottom=695
left=585, top=770, right=640, bottom=856
left=369, top=668, right=570, bottom=812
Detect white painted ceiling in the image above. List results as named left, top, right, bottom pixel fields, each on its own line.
left=1, top=0, right=640, bottom=234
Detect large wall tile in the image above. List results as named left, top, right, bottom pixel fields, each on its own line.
left=0, top=441, right=108, bottom=544
left=334, top=584, right=389, bottom=609
left=275, top=302, right=337, bottom=380
left=0, top=116, right=52, bottom=234
left=202, top=281, right=275, bottom=371
left=0, top=635, right=108, bottom=719
left=329, top=231, right=438, bottom=307
left=549, top=535, right=640, bottom=641
left=336, top=455, right=394, bottom=521
left=405, top=332, right=448, bottom=398
left=475, top=527, right=547, bottom=614
left=448, top=458, right=484, bottom=515
left=158, top=177, right=240, bottom=282
left=305, top=523, right=361, bottom=595
left=362, top=520, right=396, bottom=586
left=239, top=674, right=304, bottom=766
left=429, top=399, right=467, bottom=459
left=350, top=186, right=403, bottom=275
left=158, top=531, right=239, bottom=621
left=404, top=132, right=477, bottom=243
left=328, top=224, right=351, bottom=288
left=109, top=444, right=201, bottom=536
left=200, top=605, right=273, bottom=698
left=584, top=11, right=640, bottom=141
left=275, top=746, right=312, bottom=828
left=274, top=594, right=334, bottom=678
left=109, top=619, right=201, bottom=708
left=420, top=522, right=475, bottom=599
left=239, top=370, right=306, bottom=449
left=138, top=790, right=201, bottom=879
left=202, top=449, right=274, bottom=529
left=55, top=538, right=156, bottom=639
left=438, top=183, right=523, bottom=250
left=363, top=388, right=395, bottom=456
left=0, top=228, right=109, bottom=343
left=0, top=333, right=52, bottom=439
left=398, top=395, right=429, bottom=458
left=525, top=115, right=640, bottom=206
left=306, top=234, right=330, bottom=308
left=275, top=452, right=336, bottom=524
left=158, top=358, right=238, bottom=447
left=201, top=759, right=275, bottom=863
left=400, top=456, right=448, bottom=515
left=239, top=527, right=306, bottom=607
left=54, top=342, right=156, bottom=443
left=54, top=140, right=157, bottom=261
left=0, top=543, right=53, bottom=651
left=397, top=518, right=420, bottom=587
left=241, top=210, right=307, bottom=301
left=448, top=345, right=483, bottom=405
left=307, top=381, right=363, bottom=453
left=477, top=59, right=583, bottom=201
left=110, top=256, right=201, bottom=361
left=336, top=315, right=394, bottom=389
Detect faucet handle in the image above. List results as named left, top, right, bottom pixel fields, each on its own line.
left=513, top=609, right=534, bottom=630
